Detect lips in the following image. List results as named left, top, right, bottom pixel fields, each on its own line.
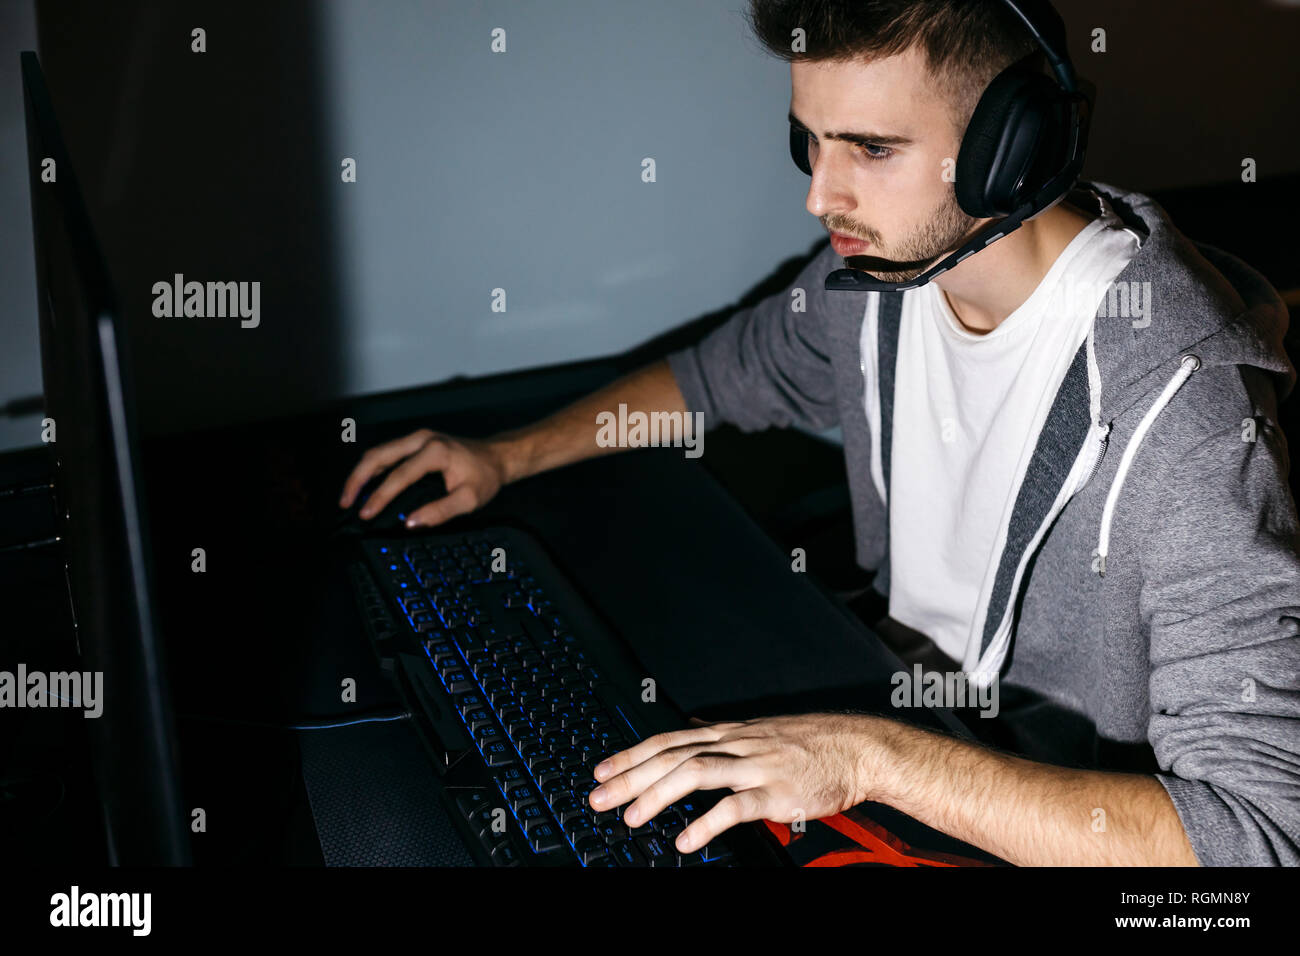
left=830, top=232, right=871, bottom=256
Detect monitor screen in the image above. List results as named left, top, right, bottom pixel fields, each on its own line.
left=22, top=50, right=190, bottom=866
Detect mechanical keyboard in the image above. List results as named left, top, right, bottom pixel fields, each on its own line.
left=348, top=524, right=787, bottom=868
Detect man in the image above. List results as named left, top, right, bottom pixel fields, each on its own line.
left=339, top=0, right=1300, bottom=865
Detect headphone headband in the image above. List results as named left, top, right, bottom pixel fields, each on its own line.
left=997, top=0, right=1076, bottom=93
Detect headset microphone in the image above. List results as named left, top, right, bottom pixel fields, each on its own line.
left=788, top=0, right=1093, bottom=293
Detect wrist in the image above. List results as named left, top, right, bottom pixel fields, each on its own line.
left=853, top=714, right=908, bottom=806
left=485, top=432, right=531, bottom=486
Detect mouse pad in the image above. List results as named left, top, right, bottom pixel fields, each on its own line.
left=762, top=804, right=1003, bottom=867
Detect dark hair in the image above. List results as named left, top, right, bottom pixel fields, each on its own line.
left=745, top=0, right=1044, bottom=136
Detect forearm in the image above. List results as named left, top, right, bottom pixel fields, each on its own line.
left=486, top=358, right=690, bottom=484
left=865, top=717, right=1199, bottom=866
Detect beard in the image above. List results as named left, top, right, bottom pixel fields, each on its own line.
left=828, top=188, right=980, bottom=283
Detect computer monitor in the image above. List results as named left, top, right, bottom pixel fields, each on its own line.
left=21, top=50, right=190, bottom=865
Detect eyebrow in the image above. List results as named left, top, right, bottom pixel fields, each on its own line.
left=788, top=110, right=914, bottom=147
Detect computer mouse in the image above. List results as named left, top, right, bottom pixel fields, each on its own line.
left=333, top=471, right=449, bottom=536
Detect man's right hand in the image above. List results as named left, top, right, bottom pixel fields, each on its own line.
left=338, top=428, right=510, bottom=529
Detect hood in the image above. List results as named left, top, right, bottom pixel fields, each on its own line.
left=965, top=180, right=1295, bottom=682
left=1088, top=180, right=1294, bottom=418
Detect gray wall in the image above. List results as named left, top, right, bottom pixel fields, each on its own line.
left=1, top=0, right=1298, bottom=453
left=319, top=0, right=820, bottom=401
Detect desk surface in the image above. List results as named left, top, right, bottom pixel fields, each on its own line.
left=2, top=364, right=990, bottom=865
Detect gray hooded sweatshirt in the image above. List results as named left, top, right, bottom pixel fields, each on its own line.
left=666, top=181, right=1300, bottom=866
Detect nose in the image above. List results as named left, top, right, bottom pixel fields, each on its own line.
left=804, top=147, right=857, bottom=222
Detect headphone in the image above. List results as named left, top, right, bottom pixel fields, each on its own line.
left=788, top=0, right=1094, bottom=292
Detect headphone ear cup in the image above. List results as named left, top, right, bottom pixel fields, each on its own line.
left=789, top=124, right=812, bottom=175
left=956, top=68, right=1062, bottom=217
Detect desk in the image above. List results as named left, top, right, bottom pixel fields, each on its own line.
left=2, top=359, right=995, bottom=865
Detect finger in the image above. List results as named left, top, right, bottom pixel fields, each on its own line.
left=589, top=741, right=705, bottom=813
left=590, top=739, right=756, bottom=817
left=359, top=441, right=450, bottom=519
left=619, top=752, right=765, bottom=831
left=404, top=484, right=478, bottom=529
left=591, top=727, right=723, bottom=784
left=675, top=788, right=769, bottom=856
left=338, top=430, right=433, bottom=507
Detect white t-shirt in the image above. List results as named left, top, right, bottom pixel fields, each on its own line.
left=887, top=191, right=1143, bottom=662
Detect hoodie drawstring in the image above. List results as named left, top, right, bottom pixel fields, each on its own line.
left=1095, top=353, right=1201, bottom=576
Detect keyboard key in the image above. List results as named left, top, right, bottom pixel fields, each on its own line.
left=596, top=820, right=628, bottom=844
left=440, top=666, right=471, bottom=688
left=635, top=834, right=675, bottom=867
left=472, top=806, right=506, bottom=840
left=425, top=642, right=458, bottom=665
left=533, top=716, right=560, bottom=737
left=453, top=629, right=484, bottom=654
left=655, top=811, right=686, bottom=839
left=528, top=823, right=566, bottom=854
left=555, top=796, right=585, bottom=820
left=455, top=692, right=484, bottom=717
left=484, top=631, right=513, bottom=650
left=517, top=689, right=541, bottom=708
left=518, top=802, right=547, bottom=827
left=492, top=766, right=527, bottom=792
left=490, top=842, right=521, bottom=867
left=455, top=789, right=491, bottom=817
left=699, top=843, right=733, bottom=864
left=528, top=756, right=557, bottom=779
left=540, top=777, right=569, bottom=801
left=481, top=741, right=515, bottom=767
left=525, top=751, right=554, bottom=775
left=610, top=840, right=647, bottom=867
left=558, top=752, right=584, bottom=772
left=510, top=725, right=539, bottom=747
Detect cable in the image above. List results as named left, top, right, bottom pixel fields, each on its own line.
left=0, top=535, right=61, bottom=554
left=0, top=479, right=53, bottom=498
left=177, top=710, right=411, bottom=732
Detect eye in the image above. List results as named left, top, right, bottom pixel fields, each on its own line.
left=857, top=143, right=893, bottom=161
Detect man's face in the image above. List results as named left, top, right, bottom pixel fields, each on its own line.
left=790, top=48, right=980, bottom=283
